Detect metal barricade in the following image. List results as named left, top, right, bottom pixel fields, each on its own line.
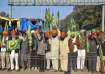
left=0, top=52, right=102, bottom=74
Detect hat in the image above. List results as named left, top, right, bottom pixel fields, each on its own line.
left=60, top=27, right=67, bottom=32
left=90, top=32, right=97, bottom=37
left=80, top=29, right=85, bottom=33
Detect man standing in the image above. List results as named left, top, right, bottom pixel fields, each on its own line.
left=45, top=37, right=51, bottom=71
left=8, top=35, right=20, bottom=71
left=31, top=30, right=38, bottom=70
left=77, top=30, right=86, bottom=71
left=1, top=36, right=10, bottom=70
left=59, top=30, right=70, bottom=73
left=37, top=32, right=46, bottom=72
left=49, top=27, right=59, bottom=71
left=96, top=31, right=105, bottom=72
left=20, top=32, right=29, bottom=70
left=68, top=33, right=78, bottom=71
left=88, top=32, right=97, bottom=73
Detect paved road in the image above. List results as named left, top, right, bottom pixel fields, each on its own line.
left=0, top=70, right=101, bottom=74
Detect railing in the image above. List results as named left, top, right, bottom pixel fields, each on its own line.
left=0, top=52, right=103, bottom=74
left=25, top=53, right=101, bottom=73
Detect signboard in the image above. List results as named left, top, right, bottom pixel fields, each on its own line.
left=8, top=0, right=105, bottom=6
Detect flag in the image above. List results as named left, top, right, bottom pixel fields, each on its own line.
left=20, top=18, right=28, bottom=32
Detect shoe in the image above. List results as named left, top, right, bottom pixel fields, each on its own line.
left=81, top=69, right=84, bottom=72
left=27, top=67, right=31, bottom=71
left=59, top=70, right=63, bottom=72
left=10, top=69, right=14, bottom=71
left=31, top=67, right=34, bottom=70
left=34, top=67, right=37, bottom=70
left=2, top=68, right=5, bottom=71
left=74, top=69, right=77, bottom=72
left=21, top=68, right=25, bottom=71
left=7, top=68, right=11, bottom=72
left=92, top=71, right=97, bottom=73
left=16, top=69, right=20, bottom=71
left=54, top=70, right=58, bottom=72
left=64, top=71, right=69, bottom=74
left=39, top=69, right=42, bottom=72
left=46, top=69, right=50, bottom=71
left=40, top=70, right=45, bottom=72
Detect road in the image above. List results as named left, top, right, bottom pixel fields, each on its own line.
left=0, top=70, right=101, bottom=74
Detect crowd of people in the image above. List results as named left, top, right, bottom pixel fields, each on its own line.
left=0, top=27, right=105, bottom=74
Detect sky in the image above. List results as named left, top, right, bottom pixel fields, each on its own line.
left=0, top=0, right=74, bottom=20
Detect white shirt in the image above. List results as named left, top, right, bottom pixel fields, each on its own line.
left=1, top=47, right=6, bottom=52
left=72, top=37, right=78, bottom=52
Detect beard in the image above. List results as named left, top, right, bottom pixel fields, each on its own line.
left=60, top=37, right=65, bottom=41
left=52, top=35, right=56, bottom=38
left=52, top=34, right=57, bottom=38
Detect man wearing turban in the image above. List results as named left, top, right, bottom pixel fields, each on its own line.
left=49, top=27, right=59, bottom=71
left=59, top=29, right=70, bottom=73
left=9, top=35, right=20, bottom=71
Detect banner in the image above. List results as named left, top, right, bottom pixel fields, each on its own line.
left=7, top=39, right=21, bottom=51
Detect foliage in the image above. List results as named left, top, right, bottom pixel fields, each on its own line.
left=45, top=8, right=53, bottom=30
left=60, top=6, right=102, bottom=30
left=73, top=5, right=102, bottom=27
left=68, top=16, right=79, bottom=31
left=26, top=21, right=32, bottom=49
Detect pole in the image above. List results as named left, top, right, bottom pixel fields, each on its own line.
left=9, top=5, right=12, bottom=18
left=102, top=5, right=105, bottom=31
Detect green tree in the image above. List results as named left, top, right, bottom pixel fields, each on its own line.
left=60, top=6, right=102, bottom=30
left=45, top=8, right=55, bottom=30
left=68, top=16, right=79, bottom=31
left=73, top=5, right=102, bottom=27
left=57, top=10, right=60, bottom=28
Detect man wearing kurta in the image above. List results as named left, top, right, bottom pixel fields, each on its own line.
left=8, top=36, right=21, bottom=71
left=77, top=30, right=86, bottom=70
left=49, top=28, right=59, bottom=71
left=59, top=31, right=69, bottom=72
left=1, top=36, right=10, bottom=70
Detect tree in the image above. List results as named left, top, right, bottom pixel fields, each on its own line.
left=57, top=10, right=60, bottom=28
left=60, top=6, right=102, bottom=30
left=45, top=8, right=54, bottom=30
left=73, top=5, right=102, bottom=27
left=68, top=16, right=79, bottom=31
